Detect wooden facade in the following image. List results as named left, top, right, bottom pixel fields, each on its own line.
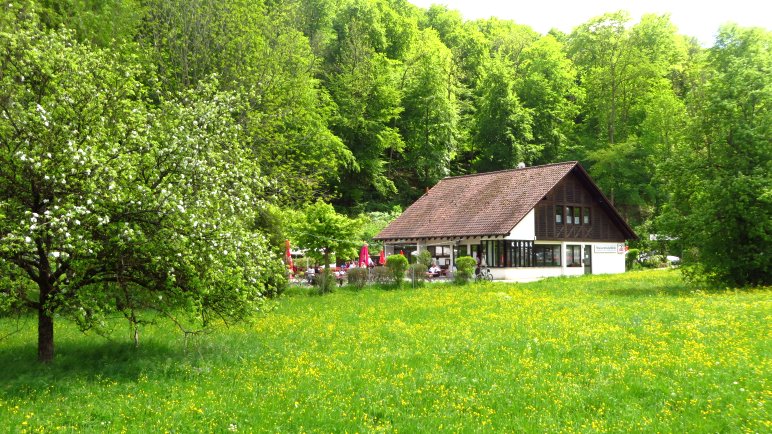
left=534, top=172, right=626, bottom=242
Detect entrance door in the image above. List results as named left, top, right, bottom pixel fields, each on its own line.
left=583, top=245, right=592, bottom=274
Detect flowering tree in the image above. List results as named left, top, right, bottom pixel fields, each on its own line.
left=0, top=20, right=282, bottom=362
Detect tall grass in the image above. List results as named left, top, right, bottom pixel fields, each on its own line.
left=0, top=270, right=769, bottom=432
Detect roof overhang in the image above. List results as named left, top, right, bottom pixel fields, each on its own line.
left=376, top=234, right=511, bottom=243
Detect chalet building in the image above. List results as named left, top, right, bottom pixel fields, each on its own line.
left=374, top=161, right=637, bottom=281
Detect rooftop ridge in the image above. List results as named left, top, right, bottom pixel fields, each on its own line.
left=440, top=161, right=578, bottom=181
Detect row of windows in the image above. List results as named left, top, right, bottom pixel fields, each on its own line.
left=446, top=242, right=591, bottom=268
left=475, top=241, right=564, bottom=268
left=556, top=206, right=590, bottom=225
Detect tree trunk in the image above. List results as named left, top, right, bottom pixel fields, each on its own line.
left=131, top=309, right=140, bottom=349
left=37, top=277, right=55, bottom=363
left=38, top=305, right=54, bottom=363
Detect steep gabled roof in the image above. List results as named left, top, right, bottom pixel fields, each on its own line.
left=375, top=161, right=637, bottom=241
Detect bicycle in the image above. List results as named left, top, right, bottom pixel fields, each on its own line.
left=475, top=266, right=493, bottom=282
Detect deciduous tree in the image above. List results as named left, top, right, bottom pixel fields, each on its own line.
left=395, top=28, right=458, bottom=191
left=657, top=25, right=771, bottom=286
left=325, top=0, right=404, bottom=209
left=293, top=200, right=361, bottom=292
left=0, top=21, right=281, bottom=361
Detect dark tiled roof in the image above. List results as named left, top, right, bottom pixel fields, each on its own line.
left=375, top=162, right=579, bottom=240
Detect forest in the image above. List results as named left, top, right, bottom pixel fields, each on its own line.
left=0, top=0, right=769, bottom=361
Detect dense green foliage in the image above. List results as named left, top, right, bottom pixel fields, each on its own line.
left=0, top=271, right=769, bottom=431
left=655, top=25, right=771, bottom=287
left=26, top=0, right=767, bottom=220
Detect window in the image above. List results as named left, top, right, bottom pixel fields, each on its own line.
left=507, top=240, right=533, bottom=267
left=533, top=245, right=561, bottom=267
left=583, top=207, right=591, bottom=225
left=479, top=240, right=536, bottom=268
left=555, top=206, right=563, bottom=224
left=481, top=240, right=501, bottom=267
left=431, top=246, right=451, bottom=257
left=566, top=245, right=581, bottom=266
left=566, top=206, right=580, bottom=224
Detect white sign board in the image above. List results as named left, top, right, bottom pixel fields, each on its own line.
left=594, top=244, right=625, bottom=254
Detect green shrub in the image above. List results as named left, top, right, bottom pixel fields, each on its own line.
left=626, top=248, right=640, bottom=270
left=313, top=269, right=335, bottom=294
left=346, top=268, right=369, bottom=290
left=408, top=263, right=427, bottom=287
left=385, top=254, right=408, bottom=287
left=371, top=266, right=393, bottom=285
left=454, top=256, right=476, bottom=284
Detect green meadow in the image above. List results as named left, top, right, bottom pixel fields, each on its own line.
left=0, top=270, right=769, bottom=433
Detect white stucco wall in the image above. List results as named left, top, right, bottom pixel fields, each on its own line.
left=506, top=209, right=535, bottom=240
left=589, top=243, right=626, bottom=274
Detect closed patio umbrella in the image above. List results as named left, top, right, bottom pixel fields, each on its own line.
left=378, top=249, right=385, bottom=265
left=285, top=239, right=293, bottom=271
left=359, top=242, right=370, bottom=268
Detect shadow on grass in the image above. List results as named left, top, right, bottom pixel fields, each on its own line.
left=0, top=339, right=202, bottom=400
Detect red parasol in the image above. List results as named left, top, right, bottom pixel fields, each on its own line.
left=378, top=249, right=386, bottom=265
left=400, top=250, right=405, bottom=256
left=359, top=242, right=370, bottom=268
left=285, top=239, right=293, bottom=270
